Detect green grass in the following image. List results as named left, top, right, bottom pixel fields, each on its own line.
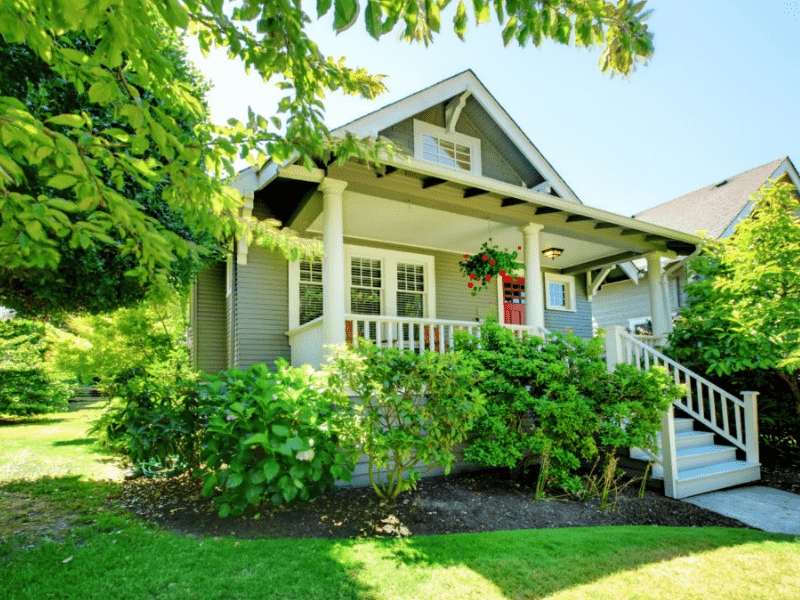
left=2, top=407, right=799, bottom=600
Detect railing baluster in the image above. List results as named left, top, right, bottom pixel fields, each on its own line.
left=709, top=387, right=718, bottom=428
left=721, top=394, right=729, bottom=437
left=696, top=378, right=704, bottom=421
left=734, top=403, right=743, bottom=445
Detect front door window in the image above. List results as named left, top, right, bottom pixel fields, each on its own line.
left=502, top=275, right=525, bottom=325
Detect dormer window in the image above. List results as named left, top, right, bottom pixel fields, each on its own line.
left=413, top=120, right=481, bottom=176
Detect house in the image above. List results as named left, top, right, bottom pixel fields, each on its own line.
left=189, top=70, right=699, bottom=374
left=592, top=157, right=800, bottom=336
left=189, top=71, right=760, bottom=498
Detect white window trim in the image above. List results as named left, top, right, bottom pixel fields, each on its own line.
left=288, top=245, right=436, bottom=330
left=628, top=316, right=652, bottom=334
left=413, top=119, right=482, bottom=176
left=225, top=255, right=233, bottom=298
left=544, top=272, right=576, bottom=312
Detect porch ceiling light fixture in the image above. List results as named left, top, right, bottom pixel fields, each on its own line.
left=542, top=247, right=564, bottom=260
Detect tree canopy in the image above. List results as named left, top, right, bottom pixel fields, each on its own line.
left=668, top=181, right=800, bottom=412
left=0, top=0, right=655, bottom=315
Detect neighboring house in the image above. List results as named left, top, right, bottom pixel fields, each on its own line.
left=591, top=157, right=800, bottom=336
left=188, top=70, right=763, bottom=499
left=189, top=70, right=699, bottom=374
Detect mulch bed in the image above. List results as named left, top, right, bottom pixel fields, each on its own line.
left=110, top=464, right=800, bottom=540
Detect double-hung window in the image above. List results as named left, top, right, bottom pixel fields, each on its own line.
left=544, top=272, right=576, bottom=312
left=298, top=259, right=323, bottom=325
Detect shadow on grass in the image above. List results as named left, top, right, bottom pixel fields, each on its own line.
left=330, top=526, right=799, bottom=600
left=52, top=438, right=96, bottom=447
left=0, top=417, right=64, bottom=427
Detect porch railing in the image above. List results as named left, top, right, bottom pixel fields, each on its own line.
left=604, top=326, right=758, bottom=498
left=286, top=315, right=550, bottom=368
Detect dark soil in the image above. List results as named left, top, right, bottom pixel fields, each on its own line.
left=110, top=464, right=800, bottom=540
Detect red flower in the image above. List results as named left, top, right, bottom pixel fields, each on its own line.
left=463, top=254, right=469, bottom=258
left=499, top=269, right=506, bottom=276
left=489, top=259, right=496, bottom=265
left=485, top=275, right=492, bottom=281
left=469, top=273, right=477, bottom=279
left=517, top=246, right=522, bottom=250
left=482, top=254, right=489, bottom=261
left=468, top=282, right=474, bottom=288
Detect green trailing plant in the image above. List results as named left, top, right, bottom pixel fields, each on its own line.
left=0, top=319, right=69, bottom=416
left=455, top=318, right=682, bottom=494
left=534, top=443, right=552, bottom=501
left=197, top=361, right=358, bottom=518
left=458, top=240, right=523, bottom=295
left=325, top=340, right=486, bottom=503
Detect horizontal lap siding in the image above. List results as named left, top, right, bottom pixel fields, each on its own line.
left=591, top=276, right=683, bottom=332
left=193, top=262, right=228, bottom=375
left=235, top=246, right=291, bottom=370
left=544, top=272, right=593, bottom=339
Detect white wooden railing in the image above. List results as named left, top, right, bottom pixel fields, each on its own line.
left=286, top=315, right=549, bottom=368
left=605, top=326, right=758, bottom=497
left=631, top=333, right=668, bottom=350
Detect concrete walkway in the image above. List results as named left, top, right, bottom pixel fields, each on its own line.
left=683, top=486, right=800, bottom=535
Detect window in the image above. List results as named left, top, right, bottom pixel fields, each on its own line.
left=298, top=259, right=323, bottom=325
left=350, top=257, right=383, bottom=316
left=413, top=120, right=481, bottom=175
left=397, top=263, right=425, bottom=318
left=544, top=273, right=576, bottom=312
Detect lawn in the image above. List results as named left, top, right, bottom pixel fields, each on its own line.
left=1, top=406, right=799, bottom=600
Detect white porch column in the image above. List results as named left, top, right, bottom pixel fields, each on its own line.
left=520, top=223, right=545, bottom=331
left=645, top=252, right=672, bottom=337
left=320, top=178, right=348, bottom=353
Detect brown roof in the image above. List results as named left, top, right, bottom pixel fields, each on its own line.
left=634, top=158, right=787, bottom=239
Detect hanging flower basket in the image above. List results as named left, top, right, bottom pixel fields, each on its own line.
left=458, top=239, right=523, bottom=296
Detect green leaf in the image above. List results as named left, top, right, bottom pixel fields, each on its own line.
left=46, top=174, right=78, bottom=189
left=271, top=424, right=290, bottom=437
left=263, top=458, right=280, bottom=482
left=218, top=503, right=231, bottom=518
left=88, top=80, right=116, bottom=104
left=46, top=114, right=85, bottom=128
left=333, top=0, right=359, bottom=32
left=227, top=471, right=244, bottom=489
left=364, top=1, right=382, bottom=39
left=245, top=432, right=269, bottom=445
left=317, top=0, right=332, bottom=17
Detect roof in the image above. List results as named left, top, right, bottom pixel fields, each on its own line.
left=331, top=69, right=583, bottom=204
left=634, top=158, right=789, bottom=239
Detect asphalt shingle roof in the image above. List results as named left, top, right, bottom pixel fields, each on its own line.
left=634, top=158, right=787, bottom=239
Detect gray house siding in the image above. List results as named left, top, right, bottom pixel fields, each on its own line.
left=378, top=106, right=530, bottom=188
left=234, top=246, right=291, bottom=369
left=591, top=274, right=684, bottom=333
left=192, top=262, right=228, bottom=374
left=543, top=271, right=592, bottom=339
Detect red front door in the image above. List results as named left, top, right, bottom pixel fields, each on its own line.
left=502, top=275, right=525, bottom=325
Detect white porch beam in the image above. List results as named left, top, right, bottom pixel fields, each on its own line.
left=320, top=178, right=348, bottom=354
left=521, top=223, right=545, bottom=330
left=619, top=261, right=641, bottom=285
left=645, top=252, right=672, bottom=337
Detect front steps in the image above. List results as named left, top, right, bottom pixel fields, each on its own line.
left=630, top=417, right=761, bottom=499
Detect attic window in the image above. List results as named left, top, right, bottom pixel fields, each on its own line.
left=413, top=120, right=481, bottom=176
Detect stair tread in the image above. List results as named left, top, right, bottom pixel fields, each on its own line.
left=675, top=431, right=713, bottom=439
left=675, top=444, right=737, bottom=458
left=677, top=460, right=760, bottom=482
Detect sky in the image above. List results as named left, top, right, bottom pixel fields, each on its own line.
left=184, top=0, right=800, bottom=218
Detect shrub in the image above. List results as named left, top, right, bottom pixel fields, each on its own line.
left=0, top=319, right=69, bottom=416
left=198, top=360, right=357, bottom=518
left=90, top=357, right=202, bottom=474
left=455, top=319, right=681, bottom=494
left=325, top=340, right=486, bottom=502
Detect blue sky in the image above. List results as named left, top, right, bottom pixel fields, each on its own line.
left=185, top=0, right=800, bottom=218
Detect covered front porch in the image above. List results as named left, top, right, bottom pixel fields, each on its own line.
left=235, top=158, right=700, bottom=370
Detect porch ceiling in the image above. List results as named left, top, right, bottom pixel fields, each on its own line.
left=264, top=157, right=701, bottom=275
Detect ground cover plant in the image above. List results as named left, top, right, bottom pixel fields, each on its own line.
left=455, top=320, right=683, bottom=494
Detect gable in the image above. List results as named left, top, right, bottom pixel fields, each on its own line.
left=331, top=70, right=580, bottom=203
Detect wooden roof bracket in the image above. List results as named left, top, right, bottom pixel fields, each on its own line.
left=445, top=89, right=473, bottom=134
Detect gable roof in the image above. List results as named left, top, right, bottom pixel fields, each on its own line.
left=634, top=157, right=796, bottom=239
left=330, top=70, right=583, bottom=204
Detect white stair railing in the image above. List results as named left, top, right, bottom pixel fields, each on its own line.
left=604, top=326, right=759, bottom=493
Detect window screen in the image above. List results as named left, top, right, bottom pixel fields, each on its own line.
left=299, top=260, right=323, bottom=325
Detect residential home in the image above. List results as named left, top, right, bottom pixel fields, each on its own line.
left=189, top=70, right=759, bottom=498
left=591, top=157, right=800, bottom=336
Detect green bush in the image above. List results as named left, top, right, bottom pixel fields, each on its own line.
left=198, top=360, right=357, bottom=518
left=91, top=358, right=202, bottom=474
left=325, top=340, right=486, bottom=502
left=0, top=319, right=69, bottom=416
left=455, top=319, right=681, bottom=494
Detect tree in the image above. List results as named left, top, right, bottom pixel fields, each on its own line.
left=668, top=181, right=800, bottom=413
left=0, top=29, right=221, bottom=315
left=0, top=0, right=654, bottom=313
